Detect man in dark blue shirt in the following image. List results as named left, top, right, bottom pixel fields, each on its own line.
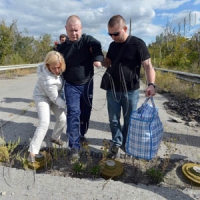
left=58, top=15, right=103, bottom=159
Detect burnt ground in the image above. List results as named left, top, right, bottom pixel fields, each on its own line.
left=163, top=95, right=200, bottom=124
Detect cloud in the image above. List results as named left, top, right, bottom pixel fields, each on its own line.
left=0, top=0, right=199, bottom=51
left=153, top=0, right=190, bottom=10
left=194, top=0, right=200, bottom=5
left=157, top=9, right=200, bottom=36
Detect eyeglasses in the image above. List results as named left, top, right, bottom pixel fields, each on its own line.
left=108, top=31, right=120, bottom=37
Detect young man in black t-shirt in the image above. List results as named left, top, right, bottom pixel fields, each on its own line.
left=102, top=15, right=156, bottom=158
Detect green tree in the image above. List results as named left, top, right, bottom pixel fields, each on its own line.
left=31, top=34, right=52, bottom=63
left=13, top=29, right=35, bottom=63
left=0, top=19, right=54, bottom=65
left=0, top=20, right=17, bottom=64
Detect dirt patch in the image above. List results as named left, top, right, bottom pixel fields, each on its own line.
left=162, top=94, right=200, bottom=123
left=1, top=145, right=200, bottom=190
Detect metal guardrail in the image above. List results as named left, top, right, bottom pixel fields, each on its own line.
left=0, top=63, right=41, bottom=72
left=0, top=64, right=200, bottom=84
left=154, top=67, right=200, bottom=84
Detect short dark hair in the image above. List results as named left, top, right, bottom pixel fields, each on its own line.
left=108, top=15, right=126, bottom=28
left=59, top=34, right=67, bottom=40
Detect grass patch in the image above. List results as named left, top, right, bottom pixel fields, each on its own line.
left=0, top=136, right=196, bottom=188
left=3, top=68, right=37, bottom=78
left=141, top=68, right=200, bottom=99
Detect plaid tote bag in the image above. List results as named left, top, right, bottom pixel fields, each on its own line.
left=125, top=97, right=164, bottom=160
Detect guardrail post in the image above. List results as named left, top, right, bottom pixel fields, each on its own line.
left=192, top=83, right=195, bottom=91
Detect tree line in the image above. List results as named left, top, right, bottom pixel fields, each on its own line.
left=0, top=20, right=52, bottom=65
left=148, top=13, right=200, bottom=74
left=0, top=20, right=108, bottom=66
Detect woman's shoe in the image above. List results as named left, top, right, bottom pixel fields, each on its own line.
left=51, top=138, right=64, bottom=146
left=27, top=154, right=35, bottom=163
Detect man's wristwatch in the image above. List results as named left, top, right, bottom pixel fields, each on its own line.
left=148, top=83, right=156, bottom=88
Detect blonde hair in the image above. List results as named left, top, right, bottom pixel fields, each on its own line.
left=44, top=51, right=66, bottom=72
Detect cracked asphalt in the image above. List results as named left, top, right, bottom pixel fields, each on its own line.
left=0, top=68, right=200, bottom=200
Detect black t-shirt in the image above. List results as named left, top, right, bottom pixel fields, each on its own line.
left=107, top=36, right=150, bottom=91
left=58, top=34, right=103, bottom=85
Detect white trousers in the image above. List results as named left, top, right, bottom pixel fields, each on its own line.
left=28, top=100, right=66, bottom=154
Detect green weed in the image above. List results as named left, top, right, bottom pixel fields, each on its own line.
left=146, top=167, right=164, bottom=184
left=88, top=164, right=101, bottom=178
left=82, top=141, right=93, bottom=168
left=101, top=139, right=110, bottom=159
left=72, top=161, right=85, bottom=174
left=15, top=151, right=29, bottom=169
left=0, top=136, right=20, bottom=162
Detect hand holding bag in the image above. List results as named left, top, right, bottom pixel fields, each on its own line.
left=125, top=97, right=164, bottom=160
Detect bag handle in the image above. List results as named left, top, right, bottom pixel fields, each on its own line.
left=139, top=97, right=156, bottom=119
left=144, top=97, right=156, bottom=108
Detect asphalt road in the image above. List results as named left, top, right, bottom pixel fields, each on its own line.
left=0, top=68, right=200, bottom=200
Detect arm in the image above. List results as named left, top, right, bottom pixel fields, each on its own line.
left=86, top=35, right=104, bottom=67
left=142, top=58, right=156, bottom=97
left=92, top=44, right=104, bottom=68
left=44, top=81, right=66, bottom=109
left=102, top=58, right=111, bottom=68
left=102, top=43, right=112, bottom=68
left=87, top=47, right=102, bottom=68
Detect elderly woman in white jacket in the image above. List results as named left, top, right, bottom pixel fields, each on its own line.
left=28, top=51, right=66, bottom=162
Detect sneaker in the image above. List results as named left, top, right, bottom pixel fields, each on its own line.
left=51, top=138, right=64, bottom=146
left=27, top=154, right=35, bottom=163
left=111, top=145, right=121, bottom=158
left=66, top=148, right=71, bottom=157
left=71, top=148, right=80, bottom=159
left=80, top=136, right=88, bottom=145
left=120, top=144, right=126, bottom=153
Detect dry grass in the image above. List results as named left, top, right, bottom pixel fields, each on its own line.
left=156, top=71, right=200, bottom=99
left=4, top=68, right=37, bottom=78
left=141, top=69, right=200, bottom=99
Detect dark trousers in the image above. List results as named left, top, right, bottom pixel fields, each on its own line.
left=64, top=80, right=93, bottom=149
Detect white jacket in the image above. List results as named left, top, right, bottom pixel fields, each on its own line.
left=33, top=64, right=66, bottom=109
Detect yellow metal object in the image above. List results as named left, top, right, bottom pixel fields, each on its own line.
left=28, top=151, right=52, bottom=170
left=182, top=163, right=200, bottom=186
left=99, top=159, right=124, bottom=180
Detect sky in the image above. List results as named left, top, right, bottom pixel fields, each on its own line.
left=0, top=0, right=200, bottom=51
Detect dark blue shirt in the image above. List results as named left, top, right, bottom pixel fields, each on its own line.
left=58, top=34, right=103, bottom=85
